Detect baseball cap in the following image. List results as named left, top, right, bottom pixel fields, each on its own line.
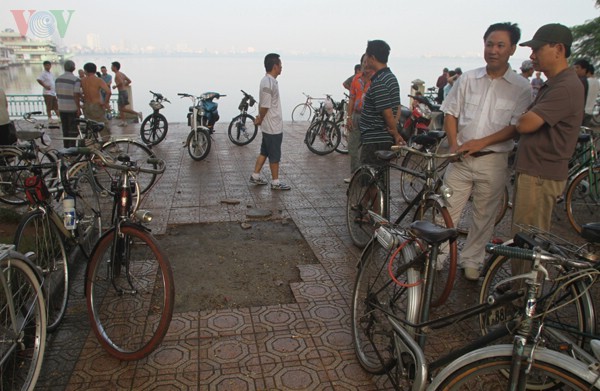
left=519, top=23, right=573, bottom=50
left=520, top=60, right=533, bottom=71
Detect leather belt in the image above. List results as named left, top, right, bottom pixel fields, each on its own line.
left=471, top=150, right=495, bottom=158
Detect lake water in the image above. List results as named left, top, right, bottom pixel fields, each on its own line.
left=0, top=54, right=529, bottom=123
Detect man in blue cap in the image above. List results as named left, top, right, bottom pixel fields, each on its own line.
left=513, top=23, right=584, bottom=234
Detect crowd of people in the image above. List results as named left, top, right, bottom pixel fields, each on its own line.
left=339, top=23, right=593, bottom=281
left=0, top=59, right=142, bottom=148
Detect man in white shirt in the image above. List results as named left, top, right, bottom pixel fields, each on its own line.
left=441, top=22, right=532, bottom=280
left=249, top=53, right=290, bottom=190
left=36, top=61, right=59, bottom=122
left=585, top=64, right=599, bottom=126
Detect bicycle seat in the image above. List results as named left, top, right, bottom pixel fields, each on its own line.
left=577, top=133, right=591, bottom=143
left=16, top=130, right=44, bottom=141
left=409, top=220, right=458, bottom=245
left=374, top=150, right=398, bottom=161
left=581, top=223, right=600, bottom=244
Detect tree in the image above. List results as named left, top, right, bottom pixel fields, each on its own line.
left=571, top=0, right=600, bottom=65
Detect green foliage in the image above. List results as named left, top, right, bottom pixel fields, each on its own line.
left=570, top=1, right=600, bottom=67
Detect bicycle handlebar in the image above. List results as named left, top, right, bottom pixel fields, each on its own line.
left=391, top=145, right=462, bottom=160
left=485, top=244, right=594, bottom=270
left=61, top=147, right=166, bottom=175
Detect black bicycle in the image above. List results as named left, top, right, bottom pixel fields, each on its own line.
left=140, top=91, right=170, bottom=146
left=228, top=90, right=258, bottom=146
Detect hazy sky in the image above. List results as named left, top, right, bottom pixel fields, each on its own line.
left=1, top=0, right=598, bottom=59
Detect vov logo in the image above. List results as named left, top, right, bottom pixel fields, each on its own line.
left=10, top=10, right=75, bottom=39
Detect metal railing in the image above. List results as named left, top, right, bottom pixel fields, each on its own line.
left=7, top=94, right=118, bottom=119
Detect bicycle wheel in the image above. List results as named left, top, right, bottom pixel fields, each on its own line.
left=347, top=166, right=385, bottom=248
left=305, top=120, right=340, bottom=155
left=98, top=139, right=158, bottom=194
left=456, top=185, right=509, bottom=235
left=0, top=149, right=32, bottom=205
left=399, top=152, right=427, bottom=203
left=39, top=150, right=58, bottom=189
left=187, top=128, right=211, bottom=161
left=13, top=210, right=69, bottom=332
left=140, top=113, right=168, bottom=146
left=0, top=255, right=46, bottom=391
left=86, top=225, right=174, bottom=360
left=479, top=252, right=594, bottom=350
left=291, top=103, right=312, bottom=122
left=565, top=166, right=600, bottom=233
left=228, top=114, right=258, bottom=146
left=352, top=234, right=422, bottom=375
left=334, top=121, right=349, bottom=154
left=432, top=345, right=599, bottom=390
left=73, top=173, right=103, bottom=258
left=414, top=199, right=457, bottom=307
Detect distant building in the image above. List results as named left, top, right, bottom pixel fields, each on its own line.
left=0, top=29, right=71, bottom=65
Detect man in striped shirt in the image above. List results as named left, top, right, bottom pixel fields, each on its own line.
left=358, top=39, right=404, bottom=168
left=55, top=60, right=82, bottom=148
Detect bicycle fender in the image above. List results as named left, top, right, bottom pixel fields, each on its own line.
left=426, top=193, right=449, bottom=208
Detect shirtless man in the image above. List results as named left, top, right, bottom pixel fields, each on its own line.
left=111, top=61, right=142, bottom=127
left=81, top=62, right=111, bottom=132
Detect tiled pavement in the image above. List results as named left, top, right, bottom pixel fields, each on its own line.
left=33, top=121, right=590, bottom=390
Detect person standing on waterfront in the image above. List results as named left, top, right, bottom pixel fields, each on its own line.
left=343, top=64, right=361, bottom=90
left=519, top=60, right=534, bottom=79
left=531, top=71, right=544, bottom=98
left=81, top=62, right=111, bottom=133
left=359, top=40, right=404, bottom=164
left=584, top=64, right=599, bottom=126
left=100, top=66, right=112, bottom=103
left=36, top=61, right=59, bottom=122
left=250, top=53, right=290, bottom=191
left=0, top=88, right=12, bottom=145
left=55, top=60, right=81, bottom=148
left=436, top=68, right=449, bottom=103
left=513, top=23, right=584, bottom=234
left=441, top=22, right=531, bottom=281
left=111, top=61, right=142, bottom=127
left=344, top=54, right=372, bottom=183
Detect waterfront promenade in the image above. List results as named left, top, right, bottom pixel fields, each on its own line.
left=31, top=121, right=588, bottom=390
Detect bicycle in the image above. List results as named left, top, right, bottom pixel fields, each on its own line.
left=399, top=133, right=510, bottom=235
left=0, top=244, right=47, bottom=391
left=347, top=143, right=460, bottom=306
left=11, top=152, right=104, bottom=331
left=0, top=111, right=59, bottom=205
left=303, top=95, right=342, bottom=155
left=564, top=127, right=599, bottom=233
left=83, top=147, right=174, bottom=360
left=330, top=94, right=349, bottom=154
left=291, top=92, right=323, bottom=123
left=352, top=219, right=600, bottom=389
left=227, top=90, right=258, bottom=146
left=140, top=90, right=170, bottom=146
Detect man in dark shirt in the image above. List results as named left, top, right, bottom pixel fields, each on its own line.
left=358, top=39, right=404, bottom=168
left=513, top=23, right=584, bottom=233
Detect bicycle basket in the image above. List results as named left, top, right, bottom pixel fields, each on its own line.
left=149, top=100, right=163, bottom=110
left=24, top=175, right=51, bottom=204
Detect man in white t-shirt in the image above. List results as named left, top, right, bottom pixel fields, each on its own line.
left=249, top=53, right=290, bottom=190
left=36, top=61, right=59, bottom=122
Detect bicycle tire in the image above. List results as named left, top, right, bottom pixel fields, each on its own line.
left=0, top=255, right=46, bottom=391
left=291, top=103, right=312, bottom=122
left=347, top=166, right=385, bottom=248
left=479, top=251, right=595, bottom=351
left=73, top=173, right=103, bottom=258
left=334, top=121, right=349, bottom=154
left=305, top=120, right=340, bottom=155
left=227, top=114, right=258, bottom=146
left=187, top=128, right=211, bottom=161
left=399, top=151, right=428, bottom=203
left=86, top=225, right=174, bottom=360
left=98, top=139, right=158, bottom=194
left=456, top=185, right=509, bottom=235
left=431, top=345, right=599, bottom=390
left=565, top=166, right=600, bottom=233
left=0, top=148, right=32, bottom=205
left=414, top=199, right=457, bottom=307
left=352, top=235, right=421, bottom=374
left=13, top=210, right=69, bottom=332
left=140, top=113, right=168, bottom=146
